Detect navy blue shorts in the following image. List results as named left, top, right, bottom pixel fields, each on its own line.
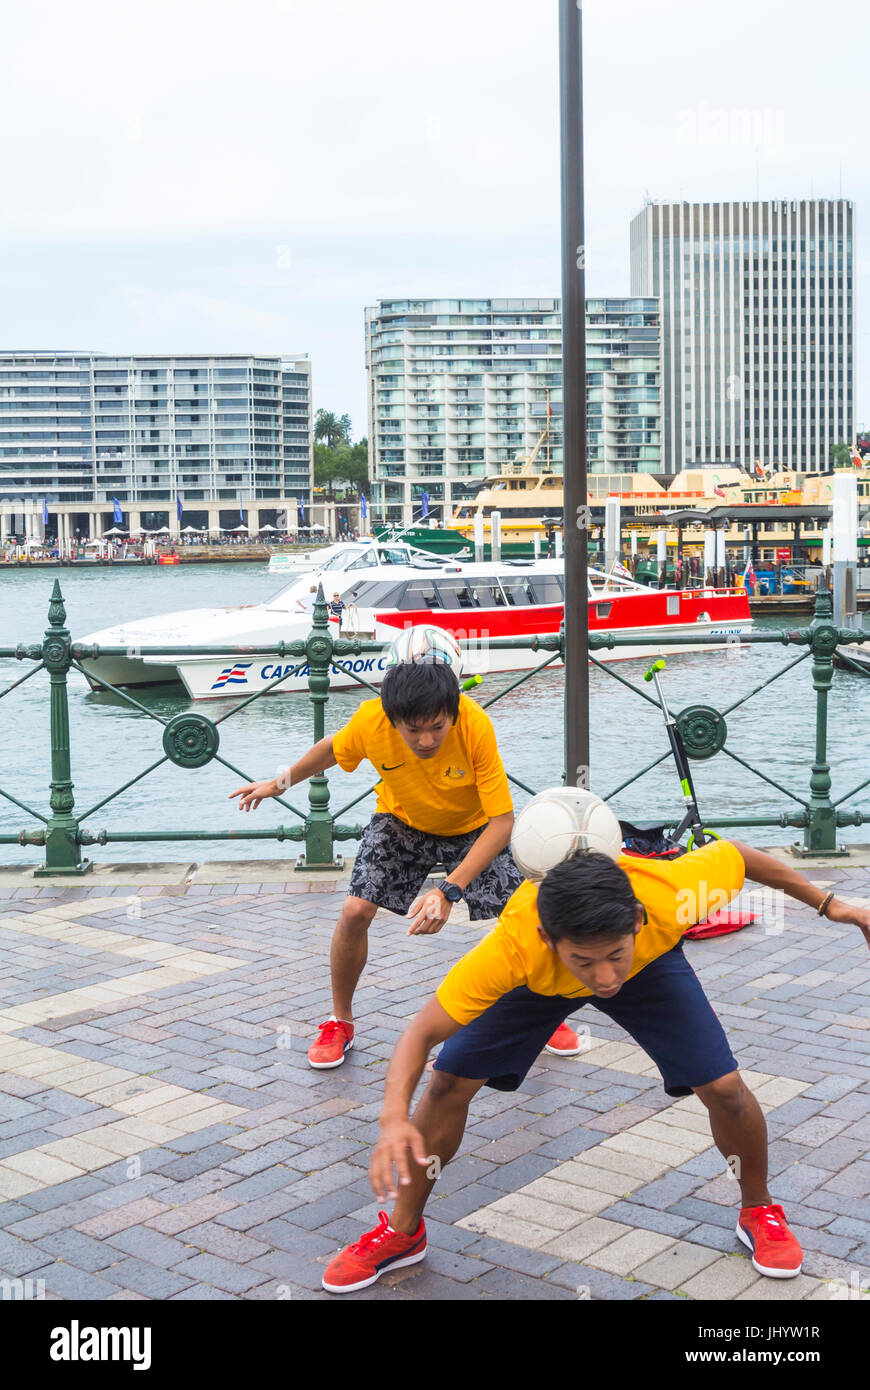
left=434, top=942, right=738, bottom=1097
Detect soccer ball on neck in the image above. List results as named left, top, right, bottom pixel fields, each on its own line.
left=511, top=787, right=623, bottom=881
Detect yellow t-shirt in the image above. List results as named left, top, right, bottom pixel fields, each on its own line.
left=331, top=693, right=513, bottom=837
left=436, top=839, right=745, bottom=1024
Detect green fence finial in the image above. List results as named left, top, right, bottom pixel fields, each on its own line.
left=36, top=583, right=90, bottom=875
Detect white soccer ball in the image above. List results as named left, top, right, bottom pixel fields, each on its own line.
left=510, top=787, right=623, bottom=881
left=384, top=624, right=463, bottom=675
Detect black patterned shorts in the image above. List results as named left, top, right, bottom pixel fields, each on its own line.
left=347, top=812, right=524, bottom=920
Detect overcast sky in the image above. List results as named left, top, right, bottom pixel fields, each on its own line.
left=1, top=0, right=866, bottom=435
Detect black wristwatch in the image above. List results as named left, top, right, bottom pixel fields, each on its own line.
left=440, top=881, right=464, bottom=904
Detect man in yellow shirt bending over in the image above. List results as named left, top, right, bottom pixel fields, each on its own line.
left=232, top=662, right=575, bottom=1068
left=320, top=835, right=870, bottom=1292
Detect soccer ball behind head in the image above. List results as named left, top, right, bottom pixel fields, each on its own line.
left=510, top=787, right=623, bottom=881
left=385, top=624, right=464, bottom=675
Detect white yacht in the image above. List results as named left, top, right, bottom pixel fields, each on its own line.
left=76, top=556, right=752, bottom=701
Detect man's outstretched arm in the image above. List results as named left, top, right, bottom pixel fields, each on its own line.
left=729, top=838, right=870, bottom=949
left=229, top=735, right=338, bottom=811
left=370, top=997, right=461, bottom=1201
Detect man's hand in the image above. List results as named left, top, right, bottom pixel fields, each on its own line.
left=825, top=897, right=870, bottom=951
left=406, top=889, right=450, bottom=936
left=229, top=778, right=278, bottom=812
left=370, top=1119, right=431, bottom=1201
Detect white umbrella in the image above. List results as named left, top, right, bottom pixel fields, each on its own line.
left=127, top=526, right=146, bottom=535
left=102, top=527, right=127, bottom=536
left=259, top=523, right=278, bottom=532
left=155, top=526, right=171, bottom=534
left=231, top=524, right=248, bottom=532
left=181, top=525, right=204, bottom=533
left=310, top=523, right=325, bottom=531
left=208, top=524, right=224, bottom=533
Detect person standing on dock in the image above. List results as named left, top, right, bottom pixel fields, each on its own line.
left=229, top=661, right=582, bottom=1069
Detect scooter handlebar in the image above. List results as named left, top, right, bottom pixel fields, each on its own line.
left=644, top=659, right=667, bottom=682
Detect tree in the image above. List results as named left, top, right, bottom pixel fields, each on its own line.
left=314, top=410, right=352, bottom=450
left=831, top=441, right=853, bottom=469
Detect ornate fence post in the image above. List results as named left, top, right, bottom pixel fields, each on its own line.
left=36, top=581, right=90, bottom=875
left=297, top=584, right=342, bottom=869
left=802, top=586, right=842, bottom=855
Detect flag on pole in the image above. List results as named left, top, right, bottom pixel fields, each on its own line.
left=42, top=499, right=49, bottom=524
left=851, top=448, right=864, bottom=469
left=742, top=558, right=757, bottom=592
left=299, top=498, right=305, bottom=522
left=420, top=490, right=430, bottom=518
left=360, top=495, right=368, bottom=520
left=714, top=485, right=725, bottom=499
left=238, top=492, right=244, bottom=523
left=754, top=461, right=765, bottom=480
left=113, top=497, right=123, bottom=523
left=176, top=496, right=184, bottom=521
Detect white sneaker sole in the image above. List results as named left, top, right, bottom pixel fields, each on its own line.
left=736, top=1220, right=802, bottom=1278
left=308, top=1036, right=354, bottom=1070
left=322, top=1247, right=426, bottom=1293
left=544, top=1042, right=583, bottom=1056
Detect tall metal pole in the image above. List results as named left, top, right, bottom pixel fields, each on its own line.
left=559, top=0, right=589, bottom=787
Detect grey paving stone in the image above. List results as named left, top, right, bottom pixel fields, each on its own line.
left=172, top=1253, right=270, bottom=1294
left=471, top=1266, right=578, bottom=1299
left=0, top=1230, right=55, bottom=1277
left=169, top=1283, right=240, bottom=1300
left=599, top=1201, right=698, bottom=1239
left=40, top=1229, right=123, bottom=1273
left=460, top=1236, right=571, bottom=1277
left=107, top=1225, right=193, bottom=1268
left=39, top=1263, right=123, bottom=1300
left=103, top=1256, right=195, bottom=1299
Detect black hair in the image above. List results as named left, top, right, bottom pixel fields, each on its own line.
left=536, top=851, right=640, bottom=943
left=381, top=661, right=461, bottom=726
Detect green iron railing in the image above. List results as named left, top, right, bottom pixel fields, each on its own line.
left=0, top=580, right=868, bottom=874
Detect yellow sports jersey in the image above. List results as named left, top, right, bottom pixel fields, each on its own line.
left=331, top=693, right=513, bottom=837
left=436, top=839, right=745, bottom=1025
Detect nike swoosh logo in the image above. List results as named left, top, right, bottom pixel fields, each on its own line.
left=381, top=762, right=405, bottom=771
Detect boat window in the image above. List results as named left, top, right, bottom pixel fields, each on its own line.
left=376, top=547, right=411, bottom=565
left=435, top=579, right=476, bottom=610
left=500, top=577, right=534, bottom=606
left=397, top=584, right=442, bottom=611
left=595, top=602, right=613, bottom=619
left=469, top=577, right=505, bottom=608
left=528, top=575, right=563, bottom=605
left=666, top=595, right=680, bottom=615
left=320, top=550, right=365, bottom=570
left=345, top=551, right=379, bottom=570
left=342, top=581, right=404, bottom=607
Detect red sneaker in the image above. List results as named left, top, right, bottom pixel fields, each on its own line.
left=545, top=1021, right=583, bottom=1056
left=307, top=1017, right=354, bottom=1069
left=321, top=1211, right=427, bottom=1293
left=736, top=1203, right=803, bottom=1278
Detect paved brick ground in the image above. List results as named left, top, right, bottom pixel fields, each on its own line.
left=1, top=860, right=870, bottom=1301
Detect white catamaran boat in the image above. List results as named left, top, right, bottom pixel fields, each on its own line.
left=77, top=555, right=752, bottom=702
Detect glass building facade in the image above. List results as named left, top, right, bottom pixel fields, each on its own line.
left=0, top=352, right=312, bottom=510
left=365, top=298, right=660, bottom=526
left=630, top=199, right=854, bottom=472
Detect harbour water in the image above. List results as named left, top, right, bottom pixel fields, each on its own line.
left=1, top=562, right=868, bottom=864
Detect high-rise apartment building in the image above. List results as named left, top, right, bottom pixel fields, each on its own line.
left=630, top=199, right=853, bottom=472
left=365, top=297, right=660, bottom=525
left=0, top=352, right=312, bottom=538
